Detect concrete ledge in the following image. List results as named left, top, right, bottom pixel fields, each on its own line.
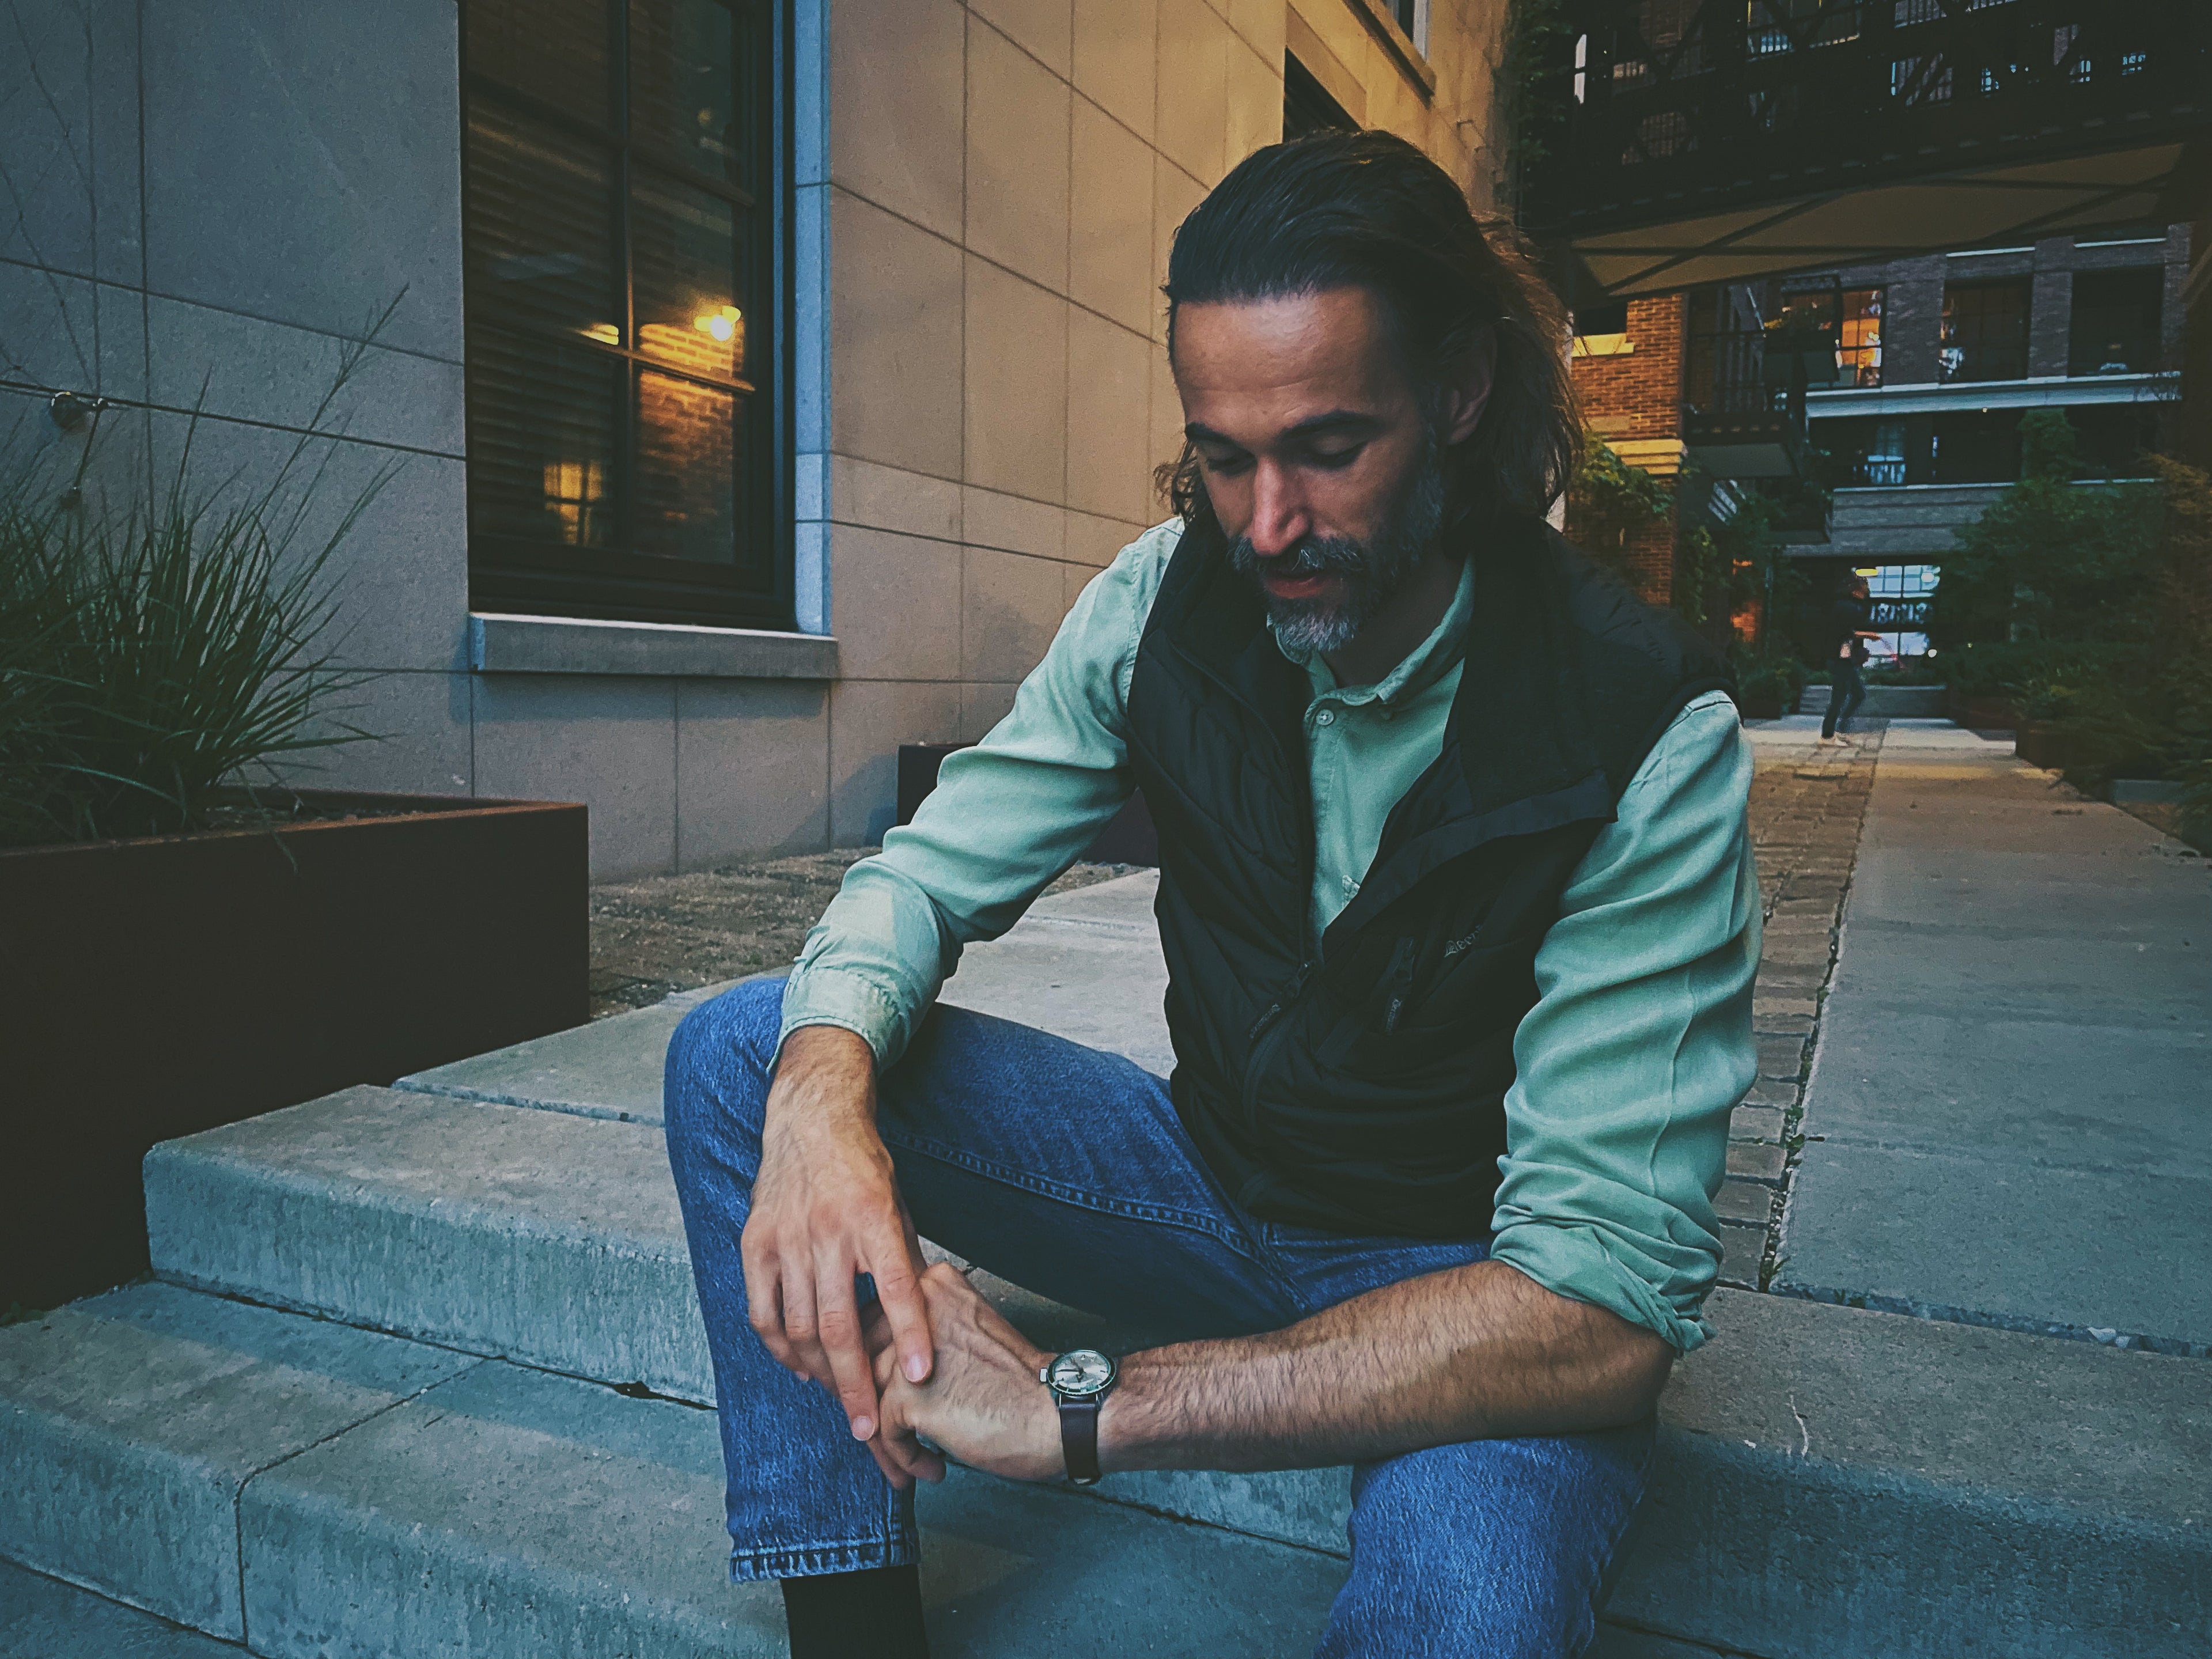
left=396, top=998, right=696, bottom=1125
left=1609, top=1291, right=2211, bottom=1659
left=137, top=1087, right=2212, bottom=1657
left=468, top=612, right=838, bottom=680
left=3, top=1289, right=1344, bottom=1656
left=2112, top=778, right=2187, bottom=805
left=0, top=1558, right=247, bottom=1658
left=241, top=1360, right=785, bottom=1658
left=145, top=1086, right=720, bottom=1403
left=396, top=874, right=1176, bottom=1126
left=0, top=1285, right=472, bottom=1638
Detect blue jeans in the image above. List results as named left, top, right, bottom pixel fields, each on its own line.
left=665, top=978, right=1653, bottom=1658
left=1823, top=660, right=1866, bottom=737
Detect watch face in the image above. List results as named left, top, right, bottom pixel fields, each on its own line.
left=1048, top=1349, right=1116, bottom=1396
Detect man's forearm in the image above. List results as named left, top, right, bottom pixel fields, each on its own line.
left=1097, top=1259, right=1671, bottom=1475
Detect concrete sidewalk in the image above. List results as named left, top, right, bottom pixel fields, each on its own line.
left=1777, top=724, right=2212, bottom=1355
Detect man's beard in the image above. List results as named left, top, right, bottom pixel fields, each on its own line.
left=1227, top=439, right=1449, bottom=658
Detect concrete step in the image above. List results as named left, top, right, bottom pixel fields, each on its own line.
left=0, top=1284, right=1344, bottom=1657
left=136, top=1084, right=2212, bottom=1656
left=142, top=1083, right=1356, bottom=1548
left=392, top=871, right=1176, bottom=1126
left=146, top=1084, right=718, bottom=1403
left=0, top=1557, right=245, bottom=1658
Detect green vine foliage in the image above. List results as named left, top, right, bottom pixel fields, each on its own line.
left=1495, top=0, right=1572, bottom=217
left=1567, top=435, right=1674, bottom=577
left=1929, top=410, right=2162, bottom=650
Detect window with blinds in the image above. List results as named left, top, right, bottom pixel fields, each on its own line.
left=461, top=0, right=788, bottom=626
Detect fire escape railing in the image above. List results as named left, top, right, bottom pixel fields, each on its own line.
left=1525, top=0, right=2210, bottom=237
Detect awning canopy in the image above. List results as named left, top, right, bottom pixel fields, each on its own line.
left=1571, top=139, right=2205, bottom=298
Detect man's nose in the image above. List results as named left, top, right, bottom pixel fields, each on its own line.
left=1244, top=464, right=1310, bottom=558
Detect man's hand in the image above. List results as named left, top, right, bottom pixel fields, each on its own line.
left=741, top=1025, right=934, bottom=1456
left=863, top=1262, right=1061, bottom=1490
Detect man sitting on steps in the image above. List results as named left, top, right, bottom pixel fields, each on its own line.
left=665, top=131, right=1759, bottom=1659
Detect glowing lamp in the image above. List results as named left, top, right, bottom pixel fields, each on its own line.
left=695, top=305, right=741, bottom=343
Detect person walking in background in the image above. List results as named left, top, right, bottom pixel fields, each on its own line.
left=1820, top=574, right=1883, bottom=744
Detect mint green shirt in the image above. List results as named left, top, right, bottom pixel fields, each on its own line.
left=783, top=520, right=1760, bottom=1354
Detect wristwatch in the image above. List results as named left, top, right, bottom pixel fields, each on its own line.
left=1040, top=1349, right=1119, bottom=1485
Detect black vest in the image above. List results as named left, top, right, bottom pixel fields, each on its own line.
left=1123, top=513, right=1733, bottom=1238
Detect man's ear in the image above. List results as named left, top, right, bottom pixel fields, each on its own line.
left=1436, top=327, right=1498, bottom=448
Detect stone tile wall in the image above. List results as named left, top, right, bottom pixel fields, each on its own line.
left=810, top=0, right=1509, bottom=846
left=2, top=0, right=1507, bottom=876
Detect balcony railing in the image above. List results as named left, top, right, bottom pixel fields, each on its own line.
left=1526, top=0, right=2210, bottom=239
left=1683, top=302, right=1816, bottom=479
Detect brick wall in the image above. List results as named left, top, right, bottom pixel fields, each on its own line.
left=1574, top=294, right=1686, bottom=445
left=1569, top=294, right=1687, bottom=605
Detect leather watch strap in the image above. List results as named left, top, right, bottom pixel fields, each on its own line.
left=1057, top=1394, right=1103, bottom=1485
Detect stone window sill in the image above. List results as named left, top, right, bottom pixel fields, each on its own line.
left=468, top=613, right=839, bottom=680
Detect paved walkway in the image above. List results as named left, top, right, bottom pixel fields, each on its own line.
left=1775, top=721, right=2212, bottom=1355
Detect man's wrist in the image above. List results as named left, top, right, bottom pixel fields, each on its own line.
left=1091, top=1353, right=1160, bottom=1476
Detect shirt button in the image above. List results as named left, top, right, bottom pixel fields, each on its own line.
left=1315, top=709, right=1336, bottom=726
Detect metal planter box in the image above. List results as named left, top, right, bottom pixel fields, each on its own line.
left=2014, top=723, right=2105, bottom=774
left=0, top=793, right=589, bottom=1309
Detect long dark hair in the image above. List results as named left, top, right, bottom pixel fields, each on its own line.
left=1157, top=130, right=1576, bottom=532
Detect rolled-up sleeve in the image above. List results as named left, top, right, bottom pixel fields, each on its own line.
left=778, top=525, right=1177, bottom=1069
left=1487, top=691, right=1760, bottom=1354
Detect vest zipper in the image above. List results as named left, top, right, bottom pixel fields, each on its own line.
left=1378, top=937, right=1419, bottom=1035
left=1243, top=957, right=1320, bottom=1133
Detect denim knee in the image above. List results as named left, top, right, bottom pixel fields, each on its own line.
left=663, top=975, right=787, bottom=1152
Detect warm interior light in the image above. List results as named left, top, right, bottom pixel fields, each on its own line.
left=694, top=304, right=741, bottom=342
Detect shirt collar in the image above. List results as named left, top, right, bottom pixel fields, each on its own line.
left=1277, top=556, right=1476, bottom=706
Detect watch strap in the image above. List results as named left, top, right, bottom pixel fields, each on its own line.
left=1057, top=1393, right=1102, bottom=1485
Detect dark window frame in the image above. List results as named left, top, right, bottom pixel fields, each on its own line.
left=1939, top=279, right=2032, bottom=384
left=2068, top=267, right=2165, bottom=377
left=460, top=0, right=796, bottom=629
left=1283, top=51, right=1355, bottom=140
left=1775, top=281, right=1887, bottom=387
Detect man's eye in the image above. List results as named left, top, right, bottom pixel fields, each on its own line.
left=1199, top=452, right=1252, bottom=476
left=1307, top=447, right=1363, bottom=470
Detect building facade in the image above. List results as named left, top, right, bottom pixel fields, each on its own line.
left=1784, top=228, right=2190, bottom=653
left=2, top=0, right=1509, bottom=877
left=1562, top=228, right=2192, bottom=657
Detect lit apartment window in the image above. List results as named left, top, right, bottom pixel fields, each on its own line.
left=1939, top=281, right=2030, bottom=382
left=1815, top=415, right=1909, bottom=486
left=1863, top=419, right=1907, bottom=484
left=1863, top=563, right=1938, bottom=659
left=2069, top=268, right=2164, bottom=376
left=461, top=0, right=787, bottom=626
left=1773, top=284, right=1884, bottom=387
